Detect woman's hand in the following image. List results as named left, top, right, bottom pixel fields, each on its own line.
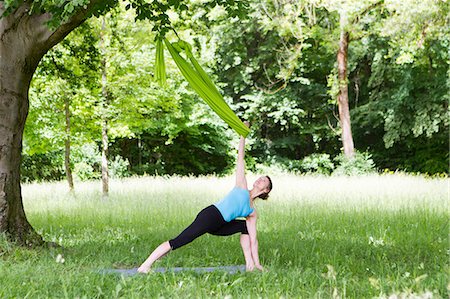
left=243, top=121, right=250, bottom=128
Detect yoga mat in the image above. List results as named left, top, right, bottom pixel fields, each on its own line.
left=100, top=265, right=246, bottom=276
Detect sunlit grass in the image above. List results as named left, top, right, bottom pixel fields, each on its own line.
left=1, top=173, right=448, bottom=298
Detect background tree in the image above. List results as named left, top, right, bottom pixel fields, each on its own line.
left=99, top=16, right=110, bottom=198
left=187, top=1, right=340, bottom=164
left=321, top=0, right=384, bottom=158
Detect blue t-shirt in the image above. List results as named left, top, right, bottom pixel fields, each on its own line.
left=214, top=187, right=254, bottom=222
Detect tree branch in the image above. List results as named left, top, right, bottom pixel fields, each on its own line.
left=39, top=0, right=101, bottom=49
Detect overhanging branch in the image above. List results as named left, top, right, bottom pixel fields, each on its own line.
left=39, top=0, right=105, bottom=52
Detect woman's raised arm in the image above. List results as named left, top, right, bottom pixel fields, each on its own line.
left=235, top=135, right=247, bottom=189
left=235, top=122, right=249, bottom=189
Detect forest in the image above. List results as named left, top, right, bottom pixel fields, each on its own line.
left=21, top=0, right=449, bottom=184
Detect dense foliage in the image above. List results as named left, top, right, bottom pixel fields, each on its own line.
left=22, top=0, right=449, bottom=182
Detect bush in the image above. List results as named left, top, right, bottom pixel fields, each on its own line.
left=276, top=154, right=334, bottom=175
left=74, top=162, right=98, bottom=181
left=109, top=155, right=130, bottom=178
left=72, top=143, right=101, bottom=167
left=279, top=159, right=303, bottom=173
left=113, top=123, right=234, bottom=176
left=72, top=143, right=101, bottom=181
left=333, top=151, right=376, bottom=176
left=254, top=161, right=288, bottom=176
left=300, top=153, right=335, bottom=175
left=21, top=151, right=65, bottom=183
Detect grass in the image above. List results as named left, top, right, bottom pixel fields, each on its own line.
left=0, top=174, right=448, bottom=298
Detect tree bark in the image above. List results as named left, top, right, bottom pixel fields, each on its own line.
left=64, top=96, right=74, bottom=192
left=0, top=59, right=38, bottom=244
left=101, top=99, right=109, bottom=199
left=337, top=12, right=355, bottom=158
left=0, top=1, right=98, bottom=245
left=100, top=17, right=109, bottom=199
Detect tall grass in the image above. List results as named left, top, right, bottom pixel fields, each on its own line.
left=1, top=174, right=448, bottom=298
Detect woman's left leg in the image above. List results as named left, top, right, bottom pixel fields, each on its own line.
left=240, top=234, right=255, bottom=271
left=209, top=220, right=254, bottom=270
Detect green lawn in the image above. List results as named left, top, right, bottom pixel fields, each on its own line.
left=0, top=174, right=448, bottom=298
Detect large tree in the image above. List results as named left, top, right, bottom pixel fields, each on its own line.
left=0, top=0, right=107, bottom=244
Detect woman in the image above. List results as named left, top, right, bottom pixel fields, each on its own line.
left=137, top=127, right=272, bottom=273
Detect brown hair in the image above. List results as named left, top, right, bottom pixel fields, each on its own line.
left=257, top=175, right=272, bottom=200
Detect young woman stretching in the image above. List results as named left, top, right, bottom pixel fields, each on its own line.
left=137, top=129, right=272, bottom=273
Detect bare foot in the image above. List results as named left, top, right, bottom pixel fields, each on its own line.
left=137, top=265, right=150, bottom=274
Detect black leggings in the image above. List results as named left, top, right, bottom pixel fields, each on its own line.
left=169, top=205, right=248, bottom=250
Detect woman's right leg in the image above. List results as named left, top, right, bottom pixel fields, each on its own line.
left=137, top=241, right=171, bottom=273
left=138, top=205, right=223, bottom=273
left=169, top=205, right=223, bottom=249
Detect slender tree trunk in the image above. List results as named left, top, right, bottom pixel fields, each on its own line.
left=101, top=105, right=109, bottom=198
left=64, top=96, right=74, bottom=192
left=100, top=17, right=109, bottom=199
left=337, top=12, right=355, bottom=158
left=138, top=137, right=142, bottom=169
left=0, top=1, right=98, bottom=244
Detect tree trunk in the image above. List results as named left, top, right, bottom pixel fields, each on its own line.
left=100, top=17, right=109, bottom=199
left=0, top=2, right=97, bottom=245
left=101, top=105, right=109, bottom=198
left=64, top=96, right=74, bottom=192
left=0, top=64, right=39, bottom=245
left=337, top=12, right=355, bottom=158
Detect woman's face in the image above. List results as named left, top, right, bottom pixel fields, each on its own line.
left=253, top=176, right=271, bottom=192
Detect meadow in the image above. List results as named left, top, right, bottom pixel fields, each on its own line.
left=0, top=174, right=448, bottom=298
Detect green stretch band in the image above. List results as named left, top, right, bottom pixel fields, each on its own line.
left=164, top=38, right=250, bottom=137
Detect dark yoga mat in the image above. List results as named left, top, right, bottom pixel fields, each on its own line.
left=100, top=265, right=246, bottom=276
